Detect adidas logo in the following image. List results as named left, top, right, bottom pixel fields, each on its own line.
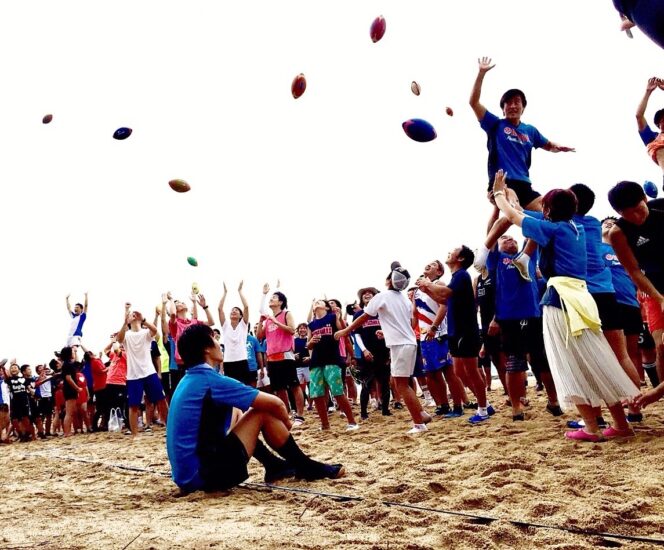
left=636, top=236, right=650, bottom=247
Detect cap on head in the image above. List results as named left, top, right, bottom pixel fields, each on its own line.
left=388, top=261, right=411, bottom=291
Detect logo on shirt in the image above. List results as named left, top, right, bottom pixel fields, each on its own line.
left=312, top=326, right=333, bottom=337
left=636, top=236, right=650, bottom=247
left=503, top=126, right=531, bottom=144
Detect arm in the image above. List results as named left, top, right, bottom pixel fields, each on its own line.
left=416, top=279, right=452, bottom=304
left=65, top=374, right=80, bottom=393
left=191, top=294, right=198, bottom=320
left=541, top=141, right=575, bottom=153
left=486, top=204, right=500, bottom=235
left=196, top=295, right=215, bottom=326
left=334, top=312, right=370, bottom=340
left=259, top=283, right=270, bottom=316
left=492, top=170, right=527, bottom=226
left=469, top=57, right=494, bottom=121
left=160, top=296, right=170, bottom=344
left=117, top=305, right=132, bottom=344
left=83, top=291, right=89, bottom=313
left=238, top=281, right=249, bottom=323
left=66, top=294, right=72, bottom=315
left=142, top=318, right=158, bottom=338
left=637, top=78, right=659, bottom=132
left=218, top=283, right=228, bottom=326
left=282, top=311, right=296, bottom=335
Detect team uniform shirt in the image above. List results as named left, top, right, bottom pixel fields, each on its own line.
left=76, top=372, right=88, bottom=405
left=37, top=377, right=52, bottom=398
left=616, top=199, right=664, bottom=293
left=166, top=364, right=258, bottom=492
left=480, top=110, right=548, bottom=183
left=90, top=357, right=108, bottom=392
left=573, top=215, right=615, bottom=294
left=246, top=334, right=260, bottom=372
left=293, top=337, right=310, bottom=366
left=169, top=318, right=203, bottom=365
left=264, top=311, right=295, bottom=360
left=476, top=271, right=496, bottom=331
left=414, top=286, right=447, bottom=341
left=122, top=329, right=156, bottom=380
left=640, top=125, right=659, bottom=147
left=447, top=269, right=480, bottom=337
left=308, top=313, right=342, bottom=367
left=7, top=376, right=30, bottom=411
left=522, top=215, right=587, bottom=308
left=352, top=310, right=388, bottom=357
left=222, top=319, right=248, bottom=362
left=363, top=290, right=416, bottom=347
left=487, top=249, right=541, bottom=320
left=106, top=352, right=127, bottom=385
left=61, top=362, right=81, bottom=400
left=600, top=243, right=639, bottom=308
left=67, top=312, right=87, bottom=340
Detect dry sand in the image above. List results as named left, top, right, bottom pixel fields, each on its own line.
left=2, top=390, right=664, bottom=550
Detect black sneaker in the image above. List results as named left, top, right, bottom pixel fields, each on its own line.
left=512, top=413, right=525, bottom=421
left=627, top=412, right=643, bottom=423
left=382, top=410, right=392, bottom=417
left=296, top=463, right=345, bottom=481
left=463, top=402, right=478, bottom=410
left=360, top=412, right=369, bottom=420
left=535, top=383, right=544, bottom=392
left=546, top=403, right=564, bottom=417
left=434, top=404, right=451, bottom=416
left=264, top=461, right=296, bottom=483
left=393, top=402, right=404, bottom=410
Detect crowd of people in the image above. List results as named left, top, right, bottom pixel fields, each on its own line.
left=2, top=60, right=664, bottom=494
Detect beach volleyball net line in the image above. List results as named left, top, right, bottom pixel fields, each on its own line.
left=22, top=450, right=664, bottom=547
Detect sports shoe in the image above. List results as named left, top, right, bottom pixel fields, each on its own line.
left=463, top=402, right=478, bottom=410
left=425, top=398, right=437, bottom=408
left=564, top=429, right=604, bottom=442
left=602, top=426, right=635, bottom=438
left=487, top=405, right=496, bottom=416
left=512, top=413, right=525, bottom=421
left=293, top=416, right=305, bottom=426
left=360, top=412, right=369, bottom=420
left=381, top=410, right=392, bottom=417
left=468, top=413, right=490, bottom=424
left=407, top=424, right=428, bottom=434
left=513, top=253, right=532, bottom=282
left=345, top=423, right=360, bottom=432
left=546, top=403, right=564, bottom=417
left=393, top=402, right=404, bottom=410
left=535, top=383, right=544, bottom=392
left=626, top=412, right=643, bottom=423
left=566, top=416, right=607, bottom=430
left=434, top=404, right=451, bottom=416
left=143, top=425, right=153, bottom=433
left=443, top=409, right=464, bottom=419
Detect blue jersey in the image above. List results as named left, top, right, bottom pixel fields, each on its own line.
left=640, top=125, right=658, bottom=146
left=246, top=334, right=260, bottom=372
left=600, top=243, right=639, bottom=308
left=480, top=110, right=548, bottom=183
left=573, top=215, right=615, bottom=294
left=522, top=215, right=587, bottom=308
left=166, top=364, right=258, bottom=492
left=447, top=269, right=479, bottom=337
left=487, top=249, right=540, bottom=320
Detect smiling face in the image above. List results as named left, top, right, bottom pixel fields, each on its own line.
left=601, top=218, right=616, bottom=240
left=423, top=260, right=444, bottom=279
left=9, top=364, right=19, bottom=377
left=498, top=235, right=518, bottom=255
left=269, top=294, right=282, bottom=309
left=502, top=95, right=525, bottom=122
left=230, top=307, right=243, bottom=322
left=297, top=325, right=308, bottom=337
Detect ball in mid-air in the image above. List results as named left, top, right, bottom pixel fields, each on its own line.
left=370, top=16, right=386, bottom=43
left=402, top=118, right=437, bottom=143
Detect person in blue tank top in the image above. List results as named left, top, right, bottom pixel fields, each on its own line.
left=492, top=170, right=639, bottom=442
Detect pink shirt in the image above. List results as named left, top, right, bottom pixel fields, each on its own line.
left=265, top=310, right=294, bottom=358
left=169, top=317, right=202, bottom=365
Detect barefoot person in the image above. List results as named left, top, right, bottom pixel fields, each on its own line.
left=166, top=324, right=344, bottom=493
left=493, top=170, right=639, bottom=441
left=336, top=262, right=431, bottom=434
left=470, top=57, right=575, bottom=278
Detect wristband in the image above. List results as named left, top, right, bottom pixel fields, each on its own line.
left=202, top=305, right=209, bottom=310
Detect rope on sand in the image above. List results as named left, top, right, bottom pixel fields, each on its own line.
left=22, top=451, right=664, bottom=546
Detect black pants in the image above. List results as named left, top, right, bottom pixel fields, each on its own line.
left=358, top=358, right=391, bottom=415
left=104, top=384, right=128, bottom=426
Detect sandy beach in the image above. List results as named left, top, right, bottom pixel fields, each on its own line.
left=2, top=390, right=664, bottom=550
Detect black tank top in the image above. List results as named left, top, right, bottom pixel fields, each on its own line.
left=476, top=271, right=496, bottom=330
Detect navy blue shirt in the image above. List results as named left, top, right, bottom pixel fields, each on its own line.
left=447, top=269, right=479, bottom=337
left=487, top=249, right=540, bottom=320
left=166, top=364, right=258, bottom=492
left=308, top=313, right=341, bottom=367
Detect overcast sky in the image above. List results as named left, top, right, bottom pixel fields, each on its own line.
left=1, top=1, right=662, bottom=363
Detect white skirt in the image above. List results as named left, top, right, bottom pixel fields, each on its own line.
left=542, top=306, right=640, bottom=410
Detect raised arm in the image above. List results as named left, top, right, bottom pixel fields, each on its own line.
left=161, top=294, right=170, bottom=342
left=66, top=294, right=72, bottom=315
left=637, top=77, right=660, bottom=132
left=83, top=291, right=89, bottom=313
left=197, top=294, right=215, bottom=326
left=469, top=57, right=495, bottom=121
left=492, top=170, right=527, bottom=226
left=415, top=278, right=452, bottom=304
left=218, top=282, right=228, bottom=326
left=117, top=303, right=132, bottom=344
left=238, top=280, right=249, bottom=323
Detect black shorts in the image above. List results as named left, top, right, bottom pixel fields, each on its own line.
left=592, top=293, right=622, bottom=331
left=224, top=360, right=252, bottom=385
left=266, top=360, right=299, bottom=391
left=497, top=318, right=543, bottom=355
left=488, top=178, right=540, bottom=209
left=449, top=332, right=481, bottom=358
left=616, top=303, right=643, bottom=336
left=480, top=330, right=502, bottom=360
left=199, top=431, right=250, bottom=492
left=37, top=396, right=54, bottom=417
left=639, top=322, right=656, bottom=350
left=10, top=399, right=30, bottom=420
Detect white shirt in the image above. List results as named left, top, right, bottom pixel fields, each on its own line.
left=363, top=290, right=416, bottom=347
left=122, top=328, right=156, bottom=380
left=223, top=319, right=248, bottom=362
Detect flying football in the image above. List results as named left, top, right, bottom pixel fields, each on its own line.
left=370, top=16, right=386, bottom=43
left=402, top=118, right=437, bottom=143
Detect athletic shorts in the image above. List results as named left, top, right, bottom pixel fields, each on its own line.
left=616, top=303, right=643, bottom=336
left=639, top=322, right=656, bottom=350
left=266, top=360, right=299, bottom=392
left=487, top=178, right=540, bottom=209
left=127, top=373, right=165, bottom=407
left=480, top=330, right=502, bottom=360
left=389, top=344, right=417, bottom=377
left=498, top=318, right=544, bottom=356
left=67, top=335, right=82, bottom=347
left=420, top=338, right=451, bottom=373
left=296, top=367, right=310, bottom=384
left=37, top=396, right=54, bottom=417
left=449, top=332, right=482, bottom=358
left=10, top=399, right=30, bottom=420
left=198, top=431, right=250, bottom=492
left=592, top=292, right=622, bottom=331
left=224, top=360, right=252, bottom=385
left=413, top=344, right=425, bottom=378
left=643, top=295, right=664, bottom=333
left=246, top=369, right=258, bottom=384
left=309, top=365, right=344, bottom=399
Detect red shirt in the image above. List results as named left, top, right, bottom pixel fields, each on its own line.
left=76, top=373, right=88, bottom=405
left=91, top=358, right=108, bottom=392
left=106, top=352, right=127, bottom=386
left=169, top=317, right=202, bottom=365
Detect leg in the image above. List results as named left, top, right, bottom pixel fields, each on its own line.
left=604, top=329, right=641, bottom=415
left=442, top=365, right=466, bottom=407
left=63, top=400, right=76, bottom=436
left=393, top=377, right=426, bottom=424
left=462, top=357, right=488, bottom=408
left=426, top=370, right=448, bottom=407
left=626, top=334, right=644, bottom=384
left=156, top=399, right=169, bottom=426
left=128, top=405, right=140, bottom=436
left=653, top=329, right=664, bottom=383
left=313, top=397, right=329, bottom=429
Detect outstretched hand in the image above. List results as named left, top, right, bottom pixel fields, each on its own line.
left=647, top=77, right=660, bottom=92
left=262, top=283, right=270, bottom=295
left=478, top=56, right=495, bottom=73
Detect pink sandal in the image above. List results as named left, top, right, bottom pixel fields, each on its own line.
left=602, top=426, right=635, bottom=438
left=564, top=429, right=605, bottom=442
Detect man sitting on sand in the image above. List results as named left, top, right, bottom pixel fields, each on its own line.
left=166, top=324, right=345, bottom=494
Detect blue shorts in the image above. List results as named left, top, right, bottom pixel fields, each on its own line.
left=420, top=338, right=451, bottom=373
left=127, top=373, right=166, bottom=407
left=412, top=344, right=425, bottom=378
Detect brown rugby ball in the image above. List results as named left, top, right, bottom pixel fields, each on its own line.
left=445, top=106, right=454, bottom=117
left=168, top=179, right=191, bottom=193
left=42, top=114, right=53, bottom=124
left=370, top=15, right=386, bottom=43
left=291, top=73, right=306, bottom=99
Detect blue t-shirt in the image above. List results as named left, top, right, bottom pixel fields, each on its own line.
left=166, top=336, right=178, bottom=371
left=600, top=243, right=639, bottom=308
left=640, top=125, right=658, bottom=146
left=522, top=215, right=587, bottom=308
left=487, top=249, right=540, bottom=320
left=245, top=334, right=260, bottom=372
left=573, top=215, right=615, bottom=295
left=480, top=110, right=548, bottom=183
left=81, top=361, right=94, bottom=392
left=166, top=364, right=258, bottom=492
left=447, top=269, right=479, bottom=337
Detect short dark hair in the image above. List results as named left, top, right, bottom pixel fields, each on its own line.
left=212, top=328, right=221, bottom=336
left=328, top=298, right=342, bottom=309
left=48, top=359, right=59, bottom=371
left=458, top=245, right=475, bottom=270
left=82, top=351, right=93, bottom=363
left=345, top=303, right=356, bottom=316
left=178, top=324, right=217, bottom=368
left=297, top=322, right=308, bottom=330
left=75, top=303, right=84, bottom=310
left=608, top=181, right=646, bottom=212
left=20, top=364, right=30, bottom=374
left=569, top=183, right=595, bottom=216
left=500, top=89, right=527, bottom=109
left=231, top=306, right=244, bottom=319
left=601, top=216, right=619, bottom=224
left=60, top=346, right=74, bottom=362
left=273, top=291, right=288, bottom=310
left=542, top=189, right=578, bottom=222
left=655, top=108, right=664, bottom=127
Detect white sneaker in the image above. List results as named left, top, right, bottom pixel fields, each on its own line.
left=407, top=424, right=428, bottom=434
left=346, top=423, right=360, bottom=431
left=425, top=398, right=437, bottom=408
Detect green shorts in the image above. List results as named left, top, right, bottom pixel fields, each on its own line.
left=309, top=365, right=344, bottom=399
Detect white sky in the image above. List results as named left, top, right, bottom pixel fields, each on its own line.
left=2, top=1, right=663, bottom=364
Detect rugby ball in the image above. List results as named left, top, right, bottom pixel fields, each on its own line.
left=370, top=16, right=386, bottom=43
left=42, top=114, right=53, bottom=124
left=113, top=127, right=132, bottom=140
left=402, top=118, right=437, bottom=143
left=291, top=73, right=306, bottom=99
left=411, top=81, right=421, bottom=96
left=169, top=179, right=191, bottom=193
left=445, top=106, right=454, bottom=117
left=187, top=256, right=198, bottom=267
left=644, top=180, right=659, bottom=198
